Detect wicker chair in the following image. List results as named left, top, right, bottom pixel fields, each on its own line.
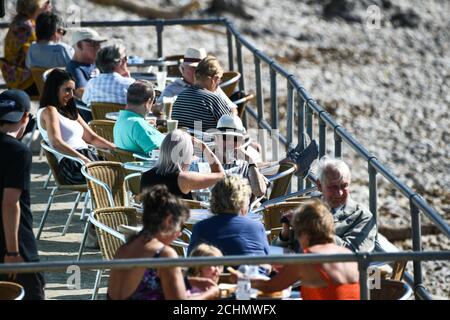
left=90, top=207, right=138, bottom=300
left=0, top=282, right=25, bottom=300
left=88, top=120, right=116, bottom=160
left=78, top=161, right=135, bottom=260
left=260, top=201, right=305, bottom=242
left=91, top=102, right=125, bottom=120
left=220, top=71, right=241, bottom=97
left=268, top=162, right=297, bottom=200
left=37, top=140, right=89, bottom=240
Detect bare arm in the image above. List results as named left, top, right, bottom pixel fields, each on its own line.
left=178, top=171, right=224, bottom=194
left=41, top=107, right=91, bottom=163
left=251, top=264, right=302, bottom=293
left=2, top=188, right=25, bottom=278
left=158, top=247, right=188, bottom=300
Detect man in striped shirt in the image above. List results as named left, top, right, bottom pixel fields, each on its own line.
left=171, top=56, right=237, bottom=132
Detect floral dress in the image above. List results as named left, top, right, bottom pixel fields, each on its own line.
left=1, top=16, right=36, bottom=90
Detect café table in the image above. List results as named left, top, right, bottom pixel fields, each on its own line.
left=123, top=160, right=158, bottom=172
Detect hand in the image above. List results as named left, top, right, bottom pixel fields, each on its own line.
left=206, top=285, right=220, bottom=300
left=4, top=254, right=24, bottom=280
left=187, top=276, right=217, bottom=290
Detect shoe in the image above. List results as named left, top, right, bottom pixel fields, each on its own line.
left=85, top=226, right=100, bottom=249
left=286, top=140, right=319, bottom=177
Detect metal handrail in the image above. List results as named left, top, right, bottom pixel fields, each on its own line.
left=1, top=17, right=448, bottom=299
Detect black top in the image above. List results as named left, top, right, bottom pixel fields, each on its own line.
left=140, top=167, right=193, bottom=200
left=0, top=132, right=39, bottom=262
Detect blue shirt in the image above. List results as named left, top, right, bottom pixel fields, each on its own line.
left=26, top=41, right=74, bottom=68
left=188, top=214, right=270, bottom=256
left=113, top=109, right=165, bottom=156
left=66, top=60, right=99, bottom=89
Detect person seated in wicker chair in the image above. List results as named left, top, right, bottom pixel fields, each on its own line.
left=274, top=157, right=376, bottom=253
left=107, top=185, right=220, bottom=300
left=171, top=56, right=237, bottom=131
left=113, top=80, right=165, bottom=157
left=140, top=129, right=224, bottom=200
left=246, top=200, right=361, bottom=300
left=25, top=11, right=73, bottom=69
left=82, top=43, right=135, bottom=107
left=186, top=244, right=224, bottom=297
left=37, top=68, right=115, bottom=184
left=154, top=47, right=237, bottom=117
left=188, top=176, right=270, bottom=258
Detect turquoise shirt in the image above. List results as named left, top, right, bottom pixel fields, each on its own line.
left=113, top=110, right=165, bottom=156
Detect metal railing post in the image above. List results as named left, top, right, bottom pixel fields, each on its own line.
left=410, top=197, right=423, bottom=298
left=305, top=104, right=313, bottom=188
left=358, top=254, right=370, bottom=300
left=226, top=28, right=234, bottom=71
left=236, top=41, right=245, bottom=92
left=334, top=128, right=342, bottom=158
left=270, top=67, right=279, bottom=161
left=297, top=93, right=306, bottom=189
left=319, top=115, right=326, bottom=157
left=156, top=21, right=164, bottom=59
left=368, top=162, right=378, bottom=241
left=287, top=80, right=294, bottom=193
left=254, top=54, right=266, bottom=162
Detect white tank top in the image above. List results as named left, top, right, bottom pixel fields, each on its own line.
left=37, top=108, right=88, bottom=162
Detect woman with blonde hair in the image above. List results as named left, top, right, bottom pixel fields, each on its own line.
left=250, top=200, right=360, bottom=300
left=1, top=0, right=52, bottom=95
left=171, top=56, right=236, bottom=131
left=140, top=129, right=224, bottom=199
left=188, top=176, right=269, bottom=256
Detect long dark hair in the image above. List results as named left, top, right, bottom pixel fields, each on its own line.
left=139, top=185, right=189, bottom=239
left=39, top=68, right=78, bottom=120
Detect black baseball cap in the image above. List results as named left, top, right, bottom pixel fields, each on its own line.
left=0, top=89, right=31, bottom=123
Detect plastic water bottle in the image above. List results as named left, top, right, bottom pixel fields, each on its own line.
left=236, top=265, right=252, bottom=300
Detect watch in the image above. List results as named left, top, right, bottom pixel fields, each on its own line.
left=5, top=251, right=20, bottom=257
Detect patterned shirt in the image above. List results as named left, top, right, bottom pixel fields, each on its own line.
left=1, top=16, right=36, bottom=89
left=171, top=85, right=232, bottom=132
left=82, top=72, right=135, bottom=106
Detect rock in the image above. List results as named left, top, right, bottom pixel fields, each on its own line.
left=208, top=0, right=254, bottom=20
left=322, top=0, right=362, bottom=23
left=391, top=9, right=421, bottom=28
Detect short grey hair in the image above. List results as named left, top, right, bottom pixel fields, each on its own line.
left=127, top=80, right=154, bottom=106
left=156, top=130, right=193, bottom=175
left=316, top=156, right=351, bottom=185
left=95, top=44, right=126, bottom=73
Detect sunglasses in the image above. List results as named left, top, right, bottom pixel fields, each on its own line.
left=57, top=28, right=67, bottom=36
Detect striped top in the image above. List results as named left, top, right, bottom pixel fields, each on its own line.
left=171, top=85, right=232, bottom=131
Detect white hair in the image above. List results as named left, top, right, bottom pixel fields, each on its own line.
left=316, top=156, right=351, bottom=184
left=156, top=130, right=193, bottom=175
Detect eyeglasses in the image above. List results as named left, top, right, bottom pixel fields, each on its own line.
left=83, top=39, right=101, bottom=47
left=57, top=28, right=67, bottom=36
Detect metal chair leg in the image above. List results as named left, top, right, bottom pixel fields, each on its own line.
left=36, top=186, right=58, bottom=240
left=80, top=191, right=90, bottom=221
left=77, top=219, right=90, bottom=261
left=61, top=192, right=82, bottom=236
left=91, top=270, right=103, bottom=300
left=43, top=169, right=52, bottom=189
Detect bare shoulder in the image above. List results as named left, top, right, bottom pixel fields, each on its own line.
left=159, top=245, right=178, bottom=259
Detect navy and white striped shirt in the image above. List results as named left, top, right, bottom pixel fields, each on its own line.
left=171, top=85, right=232, bottom=132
